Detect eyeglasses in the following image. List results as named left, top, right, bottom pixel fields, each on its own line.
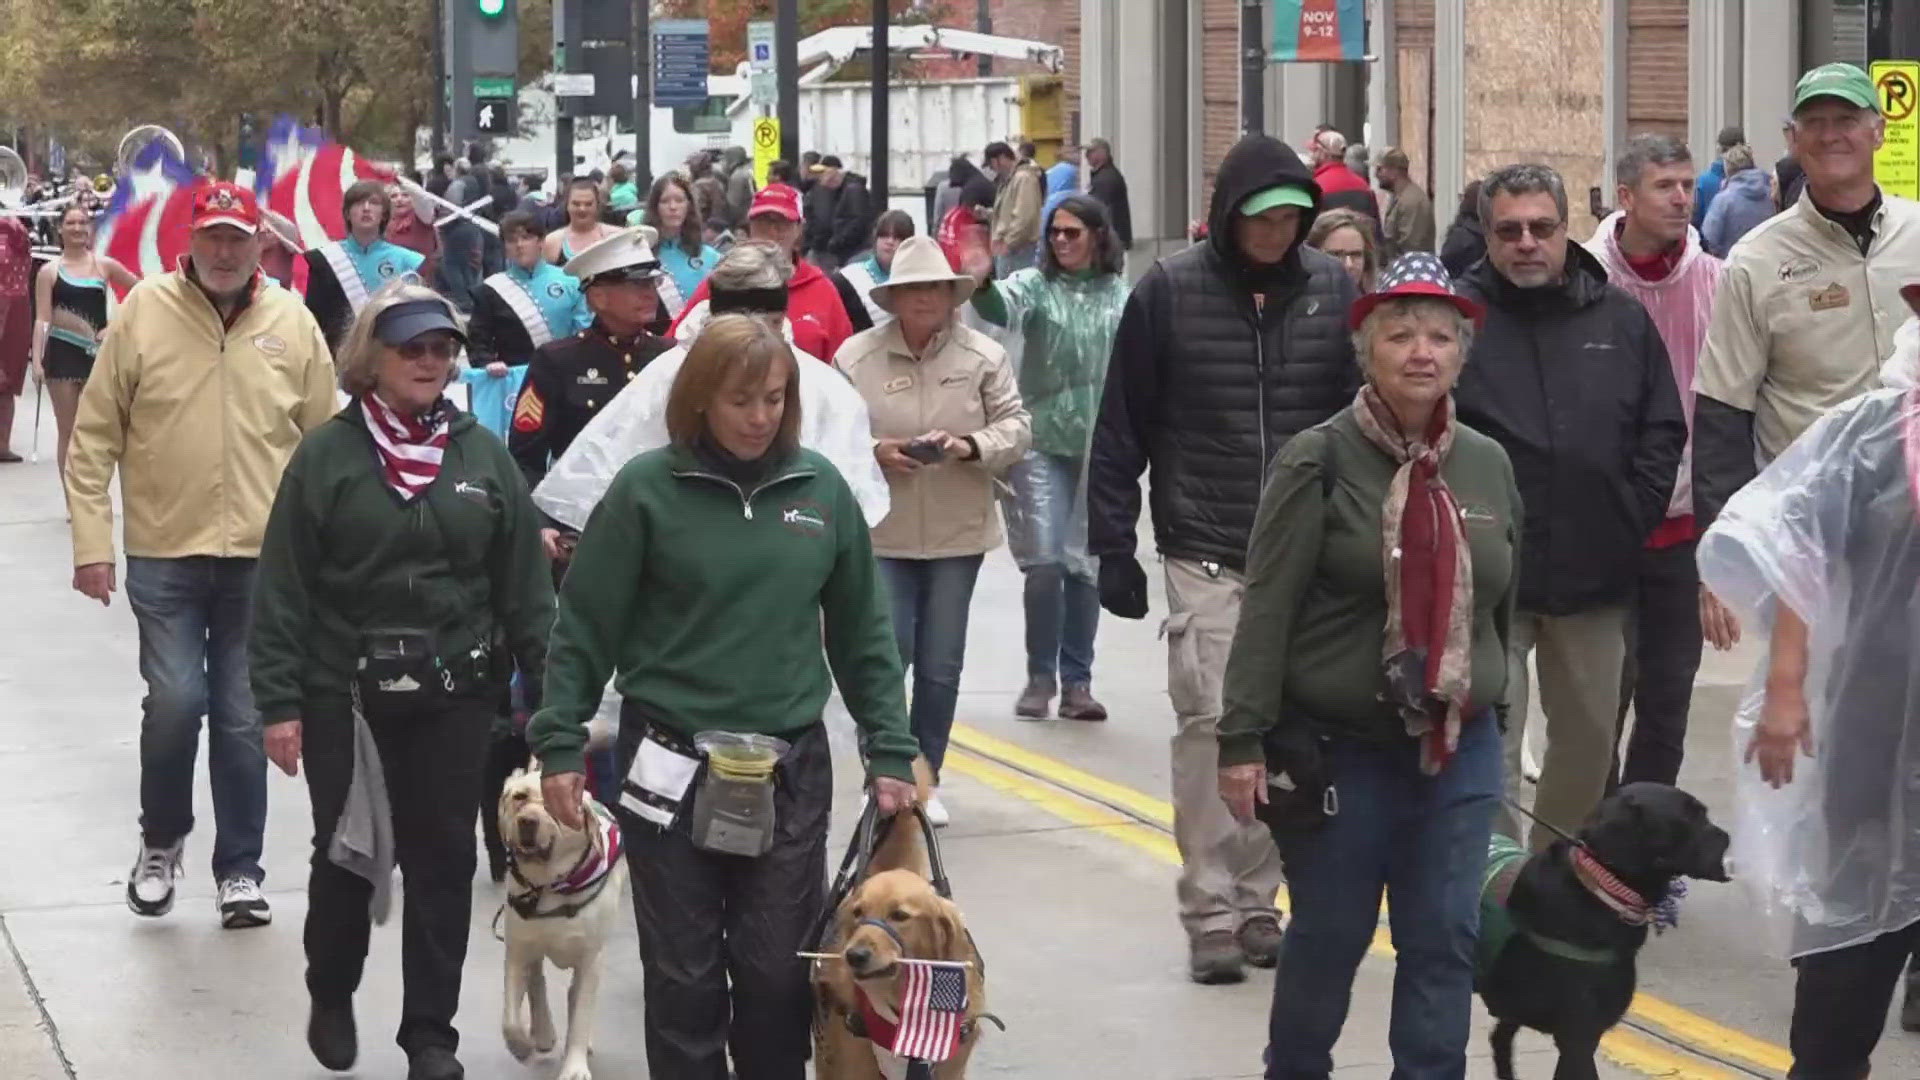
left=398, top=339, right=460, bottom=360
left=1491, top=219, right=1564, bottom=243
left=1048, top=226, right=1085, bottom=240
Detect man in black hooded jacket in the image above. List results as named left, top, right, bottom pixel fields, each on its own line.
left=1088, top=133, right=1359, bottom=985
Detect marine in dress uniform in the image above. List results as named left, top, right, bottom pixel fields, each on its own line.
left=509, top=227, right=674, bottom=491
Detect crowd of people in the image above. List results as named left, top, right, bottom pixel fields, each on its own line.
left=7, top=53, right=1920, bottom=1080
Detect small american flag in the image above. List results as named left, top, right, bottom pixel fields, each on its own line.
left=888, top=959, right=969, bottom=1062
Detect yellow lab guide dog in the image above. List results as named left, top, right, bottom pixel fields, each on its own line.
left=497, top=765, right=628, bottom=1080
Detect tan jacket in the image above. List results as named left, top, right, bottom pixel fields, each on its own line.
left=66, top=266, right=336, bottom=567
left=991, top=162, right=1047, bottom=250
left=835, top=320, right=1030, bottom=558
left=1695, top=191, right=1920, bottom=462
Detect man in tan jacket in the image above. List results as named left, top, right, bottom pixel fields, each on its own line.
left=65, top=181, right=335, bottom=929
left=988, top=141, right=1046, bottom=276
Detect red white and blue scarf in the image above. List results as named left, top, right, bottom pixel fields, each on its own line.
left=362, top=394, right=451, bottom=501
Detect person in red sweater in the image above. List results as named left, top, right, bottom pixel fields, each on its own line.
left=669, top=183, right=855, bottom=359
left=1308, top=130, right=1379, bottom=223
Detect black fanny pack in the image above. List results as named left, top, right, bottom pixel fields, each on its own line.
left=354, top=625, right=498, bottom=710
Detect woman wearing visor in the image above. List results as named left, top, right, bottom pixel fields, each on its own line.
left=250, top=283, right=554, bottom=1080
left=530, top=313, right=918, bottom=1079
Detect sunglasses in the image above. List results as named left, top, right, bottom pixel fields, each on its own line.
left=1491, top=219, right=1564, bottom=243
left=1048, top=226, right=1085, bottom=240
left=398, top=339, right=460, bottom=360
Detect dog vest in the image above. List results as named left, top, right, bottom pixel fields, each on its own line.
left=1477, top=833, right=1529, bottom=978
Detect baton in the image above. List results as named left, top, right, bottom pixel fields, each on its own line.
left=29, top=377, right=42, bottom=463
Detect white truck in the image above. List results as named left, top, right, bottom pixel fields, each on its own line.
left=492, top=24, right=1064, bottom=227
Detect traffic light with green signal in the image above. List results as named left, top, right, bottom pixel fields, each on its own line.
left=477, top=0, right=507, bottom=17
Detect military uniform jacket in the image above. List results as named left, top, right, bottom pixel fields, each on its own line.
left=508, top=323, right=674, bottom=488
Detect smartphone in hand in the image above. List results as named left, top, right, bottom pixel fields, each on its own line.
left=903, top=438, right=946, bottom=465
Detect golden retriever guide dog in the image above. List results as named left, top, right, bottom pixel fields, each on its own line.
left=497, top=765, right=628, bottom=1080
left=814, top=764, right=988, bottom=1079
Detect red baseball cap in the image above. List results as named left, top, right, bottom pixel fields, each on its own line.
left=749, top=183, right=803, bottom=223
left=191, top=181, right=260, bottom=234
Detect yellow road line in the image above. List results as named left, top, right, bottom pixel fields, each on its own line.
left=946, top=729, right=1791, bottom=1079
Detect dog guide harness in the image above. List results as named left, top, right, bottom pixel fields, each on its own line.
left=506, top=800, right=623, bottom=921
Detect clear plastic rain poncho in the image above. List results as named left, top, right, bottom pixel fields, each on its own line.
left=970, top=266, right=1131, bottom=581
left=531, top=334, right=891, bottom=530
left=1697, top=381, right=1920, bottom=960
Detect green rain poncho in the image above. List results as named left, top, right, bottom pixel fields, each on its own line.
left=971, top=265, right=1130, bottom=578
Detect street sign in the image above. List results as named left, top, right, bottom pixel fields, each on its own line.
left=652, top=17, right=711, bottom=108
left=748, top=19, right=776, bottom=109
left=553, top=72, right=596, bottom=98
left=752, top=117, right=780, bottom=188
left=476, top=96, right=515, bottom=135
left=473, top=76, right=514, bottom=98
left=1873, top=60, right=1920, bottom=200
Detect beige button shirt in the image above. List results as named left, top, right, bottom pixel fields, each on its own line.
left=1694, top=191, right=1920, bottom=462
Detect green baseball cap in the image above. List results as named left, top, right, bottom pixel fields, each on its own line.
left=1793, top=62, right=1877, bottom=112
left=1240, top=184, right=1315, bottom=216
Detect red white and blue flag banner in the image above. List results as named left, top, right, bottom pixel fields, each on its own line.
left=888, top=960, right=968, bottom=1062
left=94, top=138, right=200, bottom=287
left=256, top=116, right=394, bottom=251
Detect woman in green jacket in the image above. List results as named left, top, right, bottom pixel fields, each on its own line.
left=250, top=282, right=555, bottom=1080
left=529, top=313, right=919, bottom=1079
left=964, top=193, right=1132, bottom=720
left=1216, top=253, right=1520, bottom=1078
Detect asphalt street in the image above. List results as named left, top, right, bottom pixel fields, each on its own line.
left=0, top=414, right=1887, bottom=1079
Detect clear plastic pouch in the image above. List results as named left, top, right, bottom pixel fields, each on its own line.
left=688, top=732, right=791, bottom=857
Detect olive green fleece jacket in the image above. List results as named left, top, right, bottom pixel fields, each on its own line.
left=1218, top=407, right=1522, bottom=766
left=527, top=445, right=918, bottom=780
left=249, top=402, right=555, bottom=724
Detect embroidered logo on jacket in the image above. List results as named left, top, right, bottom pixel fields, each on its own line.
left=781, top=502, right=829, bottom=536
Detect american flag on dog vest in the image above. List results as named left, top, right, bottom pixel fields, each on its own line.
left=881, top=960, right=968, bottom=1062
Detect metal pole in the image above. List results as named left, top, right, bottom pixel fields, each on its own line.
left=871, top=0, right=890, bottom=206
left=976, top=0, right=991, bottom=77
left=430, top=0, right=448, bottom=158
left=635, top=0, right=652, bottom=189
left=777, top=0, right=801, bottom=167
left=1240, top=0, right=1265, bottom=135
left=554, top=0, right=573, bottom=184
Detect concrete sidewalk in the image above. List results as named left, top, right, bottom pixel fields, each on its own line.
left=0, top=436, right=1628, bottom=1079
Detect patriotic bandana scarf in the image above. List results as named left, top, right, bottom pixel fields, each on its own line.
left=362, top=393, right=452, bottom=500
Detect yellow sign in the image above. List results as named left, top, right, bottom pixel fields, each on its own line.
left=1872, top=60, right=1920, bottom=200
left=752, top=117, right=780, bottom=189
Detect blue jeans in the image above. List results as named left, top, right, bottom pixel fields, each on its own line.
left=124, top=556, right=267, bottom=883
left=1008, top=453, right=1098, bottom=684
left=1265, top=714, right=1501, bottom=1080
left=437, top=221, right=484, bottom=312
left=878, top=555, right=984, bottom=778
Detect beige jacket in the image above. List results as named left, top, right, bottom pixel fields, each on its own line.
left=991, top=161, right=1047, bottom=250
left=835, top=320, right=1030, bottom=558
left=1695, top=191, right=1920, bottom=462
left=66, top=266, right=336, bottom=567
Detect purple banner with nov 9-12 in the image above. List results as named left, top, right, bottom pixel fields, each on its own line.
left=1270, top=0, right=1367, bottom=62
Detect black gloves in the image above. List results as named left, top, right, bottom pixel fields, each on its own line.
left=1098, top=556, right=1149, bottom=619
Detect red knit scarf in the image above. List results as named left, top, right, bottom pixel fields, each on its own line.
left=1353, top=386, right=1474, bottom=774
left=362, top=394, right=451, bottom=501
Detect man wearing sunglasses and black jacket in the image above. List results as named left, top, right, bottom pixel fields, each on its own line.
left=1450, top=163, right=1686, bottom=854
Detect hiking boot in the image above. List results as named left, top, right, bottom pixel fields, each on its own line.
left=307, top=998, right=357, bottom=1071
left=1238, top=915, right=1284, bottom=968
left=407, top=1045, right=465, bottom=1080
left=1014, top=676, right=1055, bottom=720
left=1057, top=683, right=1109, bottom=721
left=217, top=875, right=272, bottom=929
left=1189, top=929, right=1247, bottom=985
left=126, top=840, right=183, bottom=917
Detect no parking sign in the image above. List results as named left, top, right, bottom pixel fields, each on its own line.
left=1871, top=60, right=1920, bottom=200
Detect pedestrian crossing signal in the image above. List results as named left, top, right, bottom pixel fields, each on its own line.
left=476, top=96, right=514, bottom=135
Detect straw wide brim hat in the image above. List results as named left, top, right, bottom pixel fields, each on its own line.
left=870, top=236, right=976, bottom=315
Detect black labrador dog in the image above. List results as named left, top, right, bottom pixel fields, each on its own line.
left=1477, top=782, right=1730, bottom=1080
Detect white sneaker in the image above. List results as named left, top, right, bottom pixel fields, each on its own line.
left=217, top=875, right=272, bottom=929
left=126, top=840, right=183, bottom=917
left=924, top=793, right=950, bottom=829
